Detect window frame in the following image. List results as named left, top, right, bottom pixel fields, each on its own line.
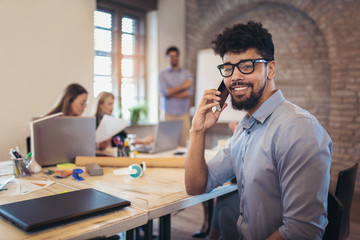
left=96, top=2, right=147, bottom=120
left=94, top=8, right=115, bottom=98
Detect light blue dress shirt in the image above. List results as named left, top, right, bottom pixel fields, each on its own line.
left=158, top=67, right=194, bottom=116
left=206, top=90, right=332, bottom=239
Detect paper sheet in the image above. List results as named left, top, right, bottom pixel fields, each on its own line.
left=0, top=175, right=14, bottom=190
left=0, top=161, right=13, bottom=176
left=96, top=115, right=128, bottom=143
left=0, top=178, right=54, bottom=196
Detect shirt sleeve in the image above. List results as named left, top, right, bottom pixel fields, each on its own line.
left=275, top=117, right=332, bottom=239
left=206, top=140, right=235, bottom=192
left=158, top=71, right=169, bottom=97
left=186, top=71, right=194, bottom=96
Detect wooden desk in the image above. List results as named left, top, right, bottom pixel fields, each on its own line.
left=36, top=166, right=236, bottom=239
left=78, top=147, right=235, bottom=239
left=39, top=167, right=236, bottom=217
left=0, top=147, right=236, bottom=239
left=0, top=177, right=147, bottom=240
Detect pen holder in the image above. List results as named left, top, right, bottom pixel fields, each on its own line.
left=117, top=146, right=129, bottom=157
left=13, top=157, right=32, bottom=178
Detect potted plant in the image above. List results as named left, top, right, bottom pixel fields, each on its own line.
left=129, top=104, right=148, bottom=125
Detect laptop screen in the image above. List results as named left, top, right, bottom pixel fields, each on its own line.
left=0, top=188, right=130, bottom=231
left=137, top=120, right=183, bottom=153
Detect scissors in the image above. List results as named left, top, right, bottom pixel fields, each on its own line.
left=113, top=136, right=123, bottom=147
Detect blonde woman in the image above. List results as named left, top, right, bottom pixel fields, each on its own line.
left=93, top=91, right=154, bottom=149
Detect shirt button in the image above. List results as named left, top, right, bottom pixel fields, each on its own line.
left=247, top=130, right=250, bottom=134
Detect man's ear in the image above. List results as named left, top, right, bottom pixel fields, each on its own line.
left=267, top=60, right=276, bottom=80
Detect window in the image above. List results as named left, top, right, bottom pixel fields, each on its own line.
left=94, top=8, right=146, bottom=121
left=120, top=16, right=145, bottom=120
left=94, top=10, right=113, bottom=96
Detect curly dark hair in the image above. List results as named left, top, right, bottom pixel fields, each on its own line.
left=212, top=21, right=274, bottom=60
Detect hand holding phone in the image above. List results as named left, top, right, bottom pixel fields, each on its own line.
left=216, top=80, right=229, bottom=111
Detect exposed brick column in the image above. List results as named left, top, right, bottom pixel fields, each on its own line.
left=185, top=0, right=360, bottom=192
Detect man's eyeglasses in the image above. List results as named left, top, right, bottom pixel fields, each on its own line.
left=217, top=58, right=269, bottom=77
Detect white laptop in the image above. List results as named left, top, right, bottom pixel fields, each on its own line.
left=30, top=116, right=96, bottom=167
left=137, top=120, right=183, bottom=154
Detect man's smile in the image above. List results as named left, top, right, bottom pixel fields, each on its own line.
left=229, top=82, right=252, bottom=96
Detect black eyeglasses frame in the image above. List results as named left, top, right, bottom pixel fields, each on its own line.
left=217, top=58, right=270, bottom=77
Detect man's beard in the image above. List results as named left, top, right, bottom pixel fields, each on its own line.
left=230, top=80, right=267, bottom=111
left=171, top=61, right=178, bottom=68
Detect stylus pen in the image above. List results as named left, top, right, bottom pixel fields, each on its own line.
left=0, top=176, right=14, bottom=190
left=41, top=177, right=80, bottom=191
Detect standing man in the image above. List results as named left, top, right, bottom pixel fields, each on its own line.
left=159, top=46, right=194, bottom=146
left=185, top=21, right=332, bottom=239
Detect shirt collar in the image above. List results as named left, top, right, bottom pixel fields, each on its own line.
left=240, top=89, right=285, bottom=128
left=167, top=67, right=182, bottom=72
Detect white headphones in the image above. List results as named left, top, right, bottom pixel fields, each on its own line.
left=113, top=162, right=146, bottom=178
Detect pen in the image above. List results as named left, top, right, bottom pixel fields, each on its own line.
left=14, top=147, right=22, bottom=158
left=12, top=150, right=21, bottom=159
left=9, top=150, right=17, bottom=159
left=26, top=152, right=32, bottom=159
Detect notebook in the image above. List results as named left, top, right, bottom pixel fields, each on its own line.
left=30, top=116, right=96, bottom=167
left=137, top=120, right=183, bottom=153
left=0, top=188, right=130, bottom=231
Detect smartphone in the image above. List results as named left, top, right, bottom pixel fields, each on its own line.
left=216, top=80, right=229, bottom=111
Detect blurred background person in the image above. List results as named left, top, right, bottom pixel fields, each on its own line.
left=159, top=46, right=194, bottom=146
left=93, top=91, right=153, bottom=150
left=46, top=83, right=88, bottom=117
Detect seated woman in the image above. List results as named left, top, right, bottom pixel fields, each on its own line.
left=46, top=83, right=88, bottom=116
left=93, top=91, right=154, bottom=150
left=26, top=83, right=88, bottom=153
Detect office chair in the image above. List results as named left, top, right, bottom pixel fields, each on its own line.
left=323, top=192, right=343, bottom=240
left=334, top=162, right=358, bottom=240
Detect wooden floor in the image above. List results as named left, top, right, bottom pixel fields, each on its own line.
left=162, top=192, right=360, bottom=240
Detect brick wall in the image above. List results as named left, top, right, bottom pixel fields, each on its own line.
left=185, top=0, right=360, bottom=193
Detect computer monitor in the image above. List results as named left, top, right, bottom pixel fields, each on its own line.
left=30, top=115, right=96, bottom=167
